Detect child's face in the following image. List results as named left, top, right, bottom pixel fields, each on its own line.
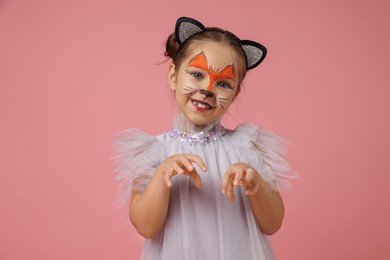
left=168, top=40, right=241, bottom=126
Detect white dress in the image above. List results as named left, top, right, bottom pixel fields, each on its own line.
left=112, top=115, right=296, bottom=260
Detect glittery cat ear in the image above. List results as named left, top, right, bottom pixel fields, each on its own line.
left=240, top=40, right=267, bottom=70
left=175, top=17, right=206, bottom=44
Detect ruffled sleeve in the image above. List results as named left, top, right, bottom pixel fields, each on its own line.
left=234, top=124, right=298, bottom=191
left=111, top=128, right=164, bottom=207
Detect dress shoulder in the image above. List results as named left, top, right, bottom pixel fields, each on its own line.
left=232, top=124, right=298, bottom=191
left=111, top=128, right=164, bottom=207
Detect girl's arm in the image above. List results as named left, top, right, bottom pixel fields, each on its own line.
left=221, top=163, right=284, bottom=236
left=130, top=154, right=207, bottom=239
left=247, top=173, right=284, bottom=236
left=130, top=169, right=170, bottom=239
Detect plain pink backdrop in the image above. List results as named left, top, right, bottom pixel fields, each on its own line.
left=1, top=0, right=389, bottom=259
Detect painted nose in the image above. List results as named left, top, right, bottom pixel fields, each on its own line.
left=200, top=89, right=215, bottom=98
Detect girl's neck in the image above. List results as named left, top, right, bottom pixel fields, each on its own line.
left=174, top=113, right=221, bottom=133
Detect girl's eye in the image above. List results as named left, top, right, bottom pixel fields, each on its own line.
left=217, top=81, right=233, bottom=90
left=185, top=69, right=203, bottom=80
left=191, top=72, right=203, bottom=79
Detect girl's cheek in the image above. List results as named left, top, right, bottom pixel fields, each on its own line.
left=180, top=81, right=200, bottom=96
left=187, top=81, right=204, bottom=93
left=215, top=94, right=233, bottom=110
left=189, top=78, right=205, bottom=88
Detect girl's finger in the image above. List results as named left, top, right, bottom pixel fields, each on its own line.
left=233, top=167, right=244, bottom=187
left=164, top=161, right=183, bottom=188
left=176, top=156, right=194, bottom=172
left=245, top=182, right=259, bottom=196
left=227, top=177, right=235, bottom=202
left=187, top=171, right=203, bottom=189
left=171, top=160, right=185, bottom=176
left=243, top=168, right=255, bottom=185
left=164, top=169, right=173, bottom=187
left=186, top=154, right=207, bottom=172
left=221, top=168, right=234, bottom=194
left=244, top=169, right=259, bottom=195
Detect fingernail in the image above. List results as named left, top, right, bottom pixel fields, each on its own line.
left=222, top=189, right=226, bottom=194
left=188, top=165, right=193, bottom=170
left=203, top=167, right=207, bottom=171
left=234, top=180, right=238, bottom=186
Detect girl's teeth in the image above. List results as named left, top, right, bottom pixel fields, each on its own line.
left=193, top=100, right=211, bottom=110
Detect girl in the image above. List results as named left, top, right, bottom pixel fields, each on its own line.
left=113, top=17, right=296, bottom=260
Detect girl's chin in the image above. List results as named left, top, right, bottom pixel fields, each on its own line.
left=188, top=117, right=212, bottom=126
left=180, top=112, right=217, bottom=126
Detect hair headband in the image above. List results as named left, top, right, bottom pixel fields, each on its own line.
left=175, top=17, right=267, bottom=70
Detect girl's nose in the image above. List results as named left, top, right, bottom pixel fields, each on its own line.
left=200, top=89, right=215, bottom=98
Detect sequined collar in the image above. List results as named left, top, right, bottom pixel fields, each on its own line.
left=168, top=124, right=226, bottom=144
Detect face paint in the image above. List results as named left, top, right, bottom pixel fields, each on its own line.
left=180, top=85, right=199, bottom=96
left=216, top=96, right=231, bottom=110
left=170, top=41, right=240, bottom=125
left=188, top=52, right=235, bottom=93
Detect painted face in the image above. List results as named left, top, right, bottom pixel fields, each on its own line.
left=168, top=41, right=240, bottom=126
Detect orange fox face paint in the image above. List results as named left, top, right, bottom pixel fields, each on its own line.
left=188, top=52, right=235, bottom=92
left=169, top=41, right=240, bottom=125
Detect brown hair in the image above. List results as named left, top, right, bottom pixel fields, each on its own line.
left=164, top=27, right=248, bottom=91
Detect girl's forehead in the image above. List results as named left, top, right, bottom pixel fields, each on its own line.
left=185, top=41, right=239, bottom=69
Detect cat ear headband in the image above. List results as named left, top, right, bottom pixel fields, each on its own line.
left=175, top=17, right=267, bottom=70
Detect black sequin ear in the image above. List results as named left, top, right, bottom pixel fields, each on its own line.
left=240, top=40, right=267, bottom=70
left=175, top=17, right=206, bottom=44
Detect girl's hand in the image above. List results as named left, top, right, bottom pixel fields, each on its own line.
left=159, top=154, right=207, bottom=189
left=221, top=162, right=260, bottom=202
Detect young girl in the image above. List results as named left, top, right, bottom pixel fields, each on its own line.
left=113, top=17, right=296, bottom=260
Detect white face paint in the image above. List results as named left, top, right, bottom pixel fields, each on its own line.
left=179, top=84, right=199, bottom=96
left=216, top=95, right=232, bottom=110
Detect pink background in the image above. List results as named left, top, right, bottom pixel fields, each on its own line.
left=1, top=0, right=389, bottom=259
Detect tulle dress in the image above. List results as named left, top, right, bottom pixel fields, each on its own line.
left=112, top=115, right=296, bottom=260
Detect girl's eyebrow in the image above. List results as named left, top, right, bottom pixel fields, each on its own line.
left=188, top=52, right=235, bottom=80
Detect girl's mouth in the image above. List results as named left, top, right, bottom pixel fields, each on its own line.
left=191, top=99, right=214, bottom=112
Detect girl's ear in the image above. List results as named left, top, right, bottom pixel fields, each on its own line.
left=240, top=40, right=267, bottom=70
left=168, top=64, right=177, bottom=90
left=175, top=17, right=206, bottom=44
